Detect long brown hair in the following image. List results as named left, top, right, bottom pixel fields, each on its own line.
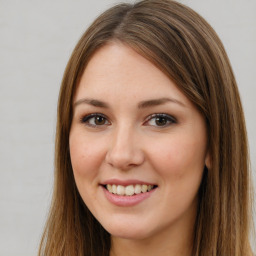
left=38, top=0, right=254, bottom=255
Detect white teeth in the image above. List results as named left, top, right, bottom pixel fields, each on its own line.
left=117, top=185, right=125, bottom=195
left=112, top=184, right=117, bottom=194
left=142, top=184, right=148, bottom=193
left=134, top=184, right=142, bottom=194
left=147, top=185, right=153, bottom=191
left=105, top=184, right=155, bottom=196
left=125, top=185, right=135, bottom=196
left=107, top=184, right=112, bottom=193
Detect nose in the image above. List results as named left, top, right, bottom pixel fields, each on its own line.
left=105, top=125, right=145, bottom=170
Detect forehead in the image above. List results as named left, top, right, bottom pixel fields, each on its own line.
left=74, top=42, right=190, bottom=107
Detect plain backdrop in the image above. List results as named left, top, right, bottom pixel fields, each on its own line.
left=0, top=0, right=255, bottom=255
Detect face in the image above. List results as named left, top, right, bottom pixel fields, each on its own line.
left=69, top=42, right=210, bottom=241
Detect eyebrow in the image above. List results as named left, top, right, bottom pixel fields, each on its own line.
left=74, top=98, right=110, bottom=108
left=138, top=97, right=185, bottom=108
left=73, top=97, right=185, bottom=109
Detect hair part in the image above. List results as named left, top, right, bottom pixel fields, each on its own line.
left=39, top=1, right=254, bottom=255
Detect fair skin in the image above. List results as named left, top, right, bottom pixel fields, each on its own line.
left=69, top=42, right=210, bottom=256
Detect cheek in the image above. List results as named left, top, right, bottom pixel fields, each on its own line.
left=149, top=135, right=206, bottom=213
left=69, top=131, right=106, bottom=180
left=148, top=134, right=207, bottom=181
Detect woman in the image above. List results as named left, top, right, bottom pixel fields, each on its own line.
left=38, top=0, right=254, bottom=255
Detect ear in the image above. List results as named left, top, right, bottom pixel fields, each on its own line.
left=205, top=150, right=212, bottom=169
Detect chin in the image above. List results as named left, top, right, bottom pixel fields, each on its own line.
left=100, top=218, right=155, bottom=240
left=109, top=228, right=150, bottom=240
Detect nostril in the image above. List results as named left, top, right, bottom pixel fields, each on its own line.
left=105, top=138, right=145, bottom=169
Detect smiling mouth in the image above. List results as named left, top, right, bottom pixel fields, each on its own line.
left=103, top=184, right=158, bottom=196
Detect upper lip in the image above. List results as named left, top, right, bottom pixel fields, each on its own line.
left=101, top=179, right=157, bottom=186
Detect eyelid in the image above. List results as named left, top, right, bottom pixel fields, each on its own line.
left=80, top=113, right=111, bottom=127
left=144, top=113, right=177, bottom=126
left=79, top=112, right=176, bottom=128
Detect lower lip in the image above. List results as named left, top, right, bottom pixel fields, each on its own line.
left=102, top=186, right=156, bottom=207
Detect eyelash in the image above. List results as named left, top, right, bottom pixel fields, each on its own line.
left=144, top=113, right=177, bottom=127
left=80, top=113, right=110, bottom=127
left=80, top=113, right=177, bottom=128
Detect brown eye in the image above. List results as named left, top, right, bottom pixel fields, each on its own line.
left=81, top=114, right=110, bottom=127
left=94, top=116, right=106, bottom=125
left=155, top=116, right=168, bottom=126
left=145, top=114, right=176, bottom=127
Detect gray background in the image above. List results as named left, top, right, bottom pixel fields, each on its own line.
left=0, top=0, right=255, bottom=255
